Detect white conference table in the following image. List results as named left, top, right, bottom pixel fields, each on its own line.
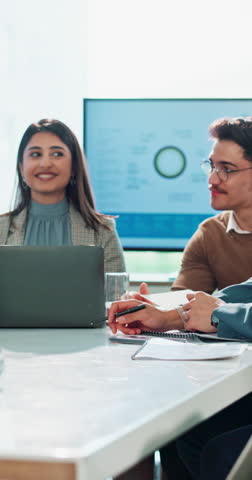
left=0, top=327, right=251, bottom=480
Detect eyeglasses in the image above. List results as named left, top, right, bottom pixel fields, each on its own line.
left=201, top=160, right=252, bottom=182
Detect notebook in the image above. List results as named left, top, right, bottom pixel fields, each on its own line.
left=131, top=337, right=247, bottom=361
left=0, top=245, right=105, bottom=328
left=109, top=330, right=248, bottom=345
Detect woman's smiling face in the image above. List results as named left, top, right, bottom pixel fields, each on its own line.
left=19, top=131, right=72, bottom=204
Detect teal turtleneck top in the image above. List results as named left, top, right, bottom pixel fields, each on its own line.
left=24, top=199, right=72, bottom=246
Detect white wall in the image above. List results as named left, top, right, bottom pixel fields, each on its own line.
left=86, top=0, right=252, bottom=97
left=1, top=0, right=87, bottom=212
left=1, top=0, right=252, bottom=212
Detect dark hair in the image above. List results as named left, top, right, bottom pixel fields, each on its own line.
left=11, top=118, right=108, bottom=231
left=209, top=117, right=252, bottom=162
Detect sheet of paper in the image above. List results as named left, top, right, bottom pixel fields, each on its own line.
left=142, top=289, right=193, bottom=309
left=132, top=337, right=247, bottom=361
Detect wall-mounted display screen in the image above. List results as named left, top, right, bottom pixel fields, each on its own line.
left=83, top=98, right=252, bottom=250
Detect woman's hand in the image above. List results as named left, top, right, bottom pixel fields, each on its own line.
left=182, top=292, right=226, bottom=332
left=108, top=299, right=171, bottom=335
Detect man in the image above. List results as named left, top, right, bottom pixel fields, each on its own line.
left=172, top=116, right=252, bottom=293
left=119, top=116, right=252, bottom=480
left=139, top=116, right=252, bottom=298
left=162, top=116, right=252, bottom=479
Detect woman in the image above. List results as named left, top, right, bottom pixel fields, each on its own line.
left=0, top=118, right=125, bottom=272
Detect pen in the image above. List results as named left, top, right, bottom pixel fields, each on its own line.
left=113, top=304, right=146, bottom=319
left=91, top=304, right=146, bottom=326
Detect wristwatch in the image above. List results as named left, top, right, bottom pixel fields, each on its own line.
left=211, top=313, right=219, bottom=329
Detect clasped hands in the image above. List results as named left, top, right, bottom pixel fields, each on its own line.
left=108, top=284, right=226, bottom=335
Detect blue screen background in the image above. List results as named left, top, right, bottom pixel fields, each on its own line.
left=83, top=99, right=252, bottom=249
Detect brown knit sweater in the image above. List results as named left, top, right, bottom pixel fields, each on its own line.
left=172, top=211, right=252, bottom=293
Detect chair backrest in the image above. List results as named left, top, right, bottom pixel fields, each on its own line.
left=227, top=434, right=252, bottom=480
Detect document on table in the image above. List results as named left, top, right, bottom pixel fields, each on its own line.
left=131, top=338, right=247, bottom=361
left=142, top=289, right=193, bottom=309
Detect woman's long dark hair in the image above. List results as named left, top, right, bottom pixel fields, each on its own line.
left=11, top=118, right=108, bottom=231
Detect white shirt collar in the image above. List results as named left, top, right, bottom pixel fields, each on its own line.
left=226, top=211, right=252, bottom=234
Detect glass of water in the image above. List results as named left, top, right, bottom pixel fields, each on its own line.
left=105, top=272, right=129, bottom=311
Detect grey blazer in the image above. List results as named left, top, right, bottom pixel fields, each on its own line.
left=0, top=204, right=126, bottom=273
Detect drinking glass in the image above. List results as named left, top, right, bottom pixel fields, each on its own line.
left=105, top=272, right=129, bottom=311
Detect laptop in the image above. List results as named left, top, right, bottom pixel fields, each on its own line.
left=0, top=245, right=105, bottom=328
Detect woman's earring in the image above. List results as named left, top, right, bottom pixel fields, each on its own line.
left=22, top=177, right=28, bottom=190
left=70, top=175, right=76, bottom=186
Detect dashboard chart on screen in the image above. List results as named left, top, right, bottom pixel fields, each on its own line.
left=83, top=98, right=252, bottom=250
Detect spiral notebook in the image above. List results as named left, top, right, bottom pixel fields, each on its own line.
left=109, top=330, right=248, bottom=345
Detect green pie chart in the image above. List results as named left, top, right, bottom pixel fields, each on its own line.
left=154, top=146, right=186, bottom=178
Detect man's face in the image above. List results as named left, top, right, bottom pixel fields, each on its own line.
left=208, top=139, right=252, bottom=213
